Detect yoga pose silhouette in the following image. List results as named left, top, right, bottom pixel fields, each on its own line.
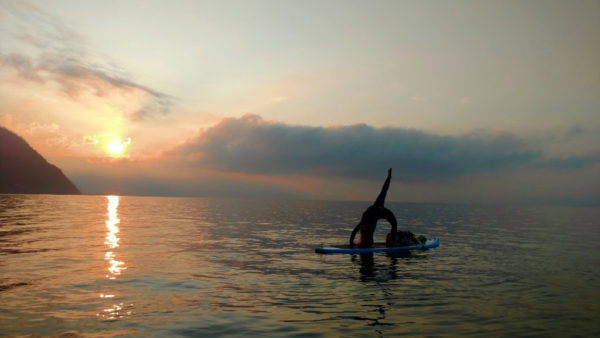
left=349, top=168, right=398, bottom=248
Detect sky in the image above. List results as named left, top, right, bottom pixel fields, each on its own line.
left=0, top=0, right=599, bottom=204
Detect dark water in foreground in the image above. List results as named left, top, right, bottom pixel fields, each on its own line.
left=0, top=195, right=598, bottom=337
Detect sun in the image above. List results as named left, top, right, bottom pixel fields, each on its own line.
left=107, top=140, right=125, bottom=157
left=93, top=134, right=131, bottom=158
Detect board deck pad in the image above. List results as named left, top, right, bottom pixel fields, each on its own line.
left=315, top=238, right=439, bottom=254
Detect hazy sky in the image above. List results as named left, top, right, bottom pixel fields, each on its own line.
left=1, top=0, right=599, bottom=204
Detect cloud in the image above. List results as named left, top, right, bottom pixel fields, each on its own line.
left=70, top=173, right=309, bottom=200
left=536, top=154, right=600, bottom=170
left=55, top=156, right=315, bottom=199
left=559, top=124, right=585, bottom=143
left=169, top=114, right=542, bottom=182
left=1, top=53, right=43, bottom=82
left=48, top=118, right=598, bottom=205
left=83, top=135, right=99, bottom=145
left=0, top=1, right=174, bottom=120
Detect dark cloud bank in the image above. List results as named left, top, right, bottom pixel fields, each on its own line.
left=170, top=114, right=598, bottom=182
left=61, top=115, right=599, bottom=204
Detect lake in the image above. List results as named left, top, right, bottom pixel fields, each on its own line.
left=1, top=194, right=598, bottom=336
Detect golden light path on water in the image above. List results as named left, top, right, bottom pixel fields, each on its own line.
left=105, top=196, right=125, bottom=278
left=98, top=196, right=132, bottom=320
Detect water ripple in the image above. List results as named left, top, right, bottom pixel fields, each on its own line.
left=0, top=195, right=598, bottom=336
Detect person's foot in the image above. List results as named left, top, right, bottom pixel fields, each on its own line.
left=387, top=168, right=392, bottom=179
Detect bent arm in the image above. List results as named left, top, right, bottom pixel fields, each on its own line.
left=349, top=223, right=361, bottom=247
left=381, top=208, right=397, bottom=242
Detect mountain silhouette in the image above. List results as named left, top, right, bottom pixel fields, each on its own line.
left=0, top=126, right=81, bottom=194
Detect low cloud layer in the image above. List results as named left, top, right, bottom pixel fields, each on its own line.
left=46, top=114, right=598, bottom=205
left=170, top=114, right=551, bottom=181
left=536, top=154, right=600, bottom=170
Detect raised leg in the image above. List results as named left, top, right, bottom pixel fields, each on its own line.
left=374, top=176, right=391, bottom=207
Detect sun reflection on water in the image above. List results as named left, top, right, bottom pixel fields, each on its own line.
left=105, top=195, right=120, bottom=249
left=98, top=195, right=132, bottom=321
left=104, top=196, right=126, bottom=278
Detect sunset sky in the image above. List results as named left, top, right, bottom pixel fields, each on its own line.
left=1, top=0, right=599, bottom=204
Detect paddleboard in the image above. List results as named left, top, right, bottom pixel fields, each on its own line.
left=315, top=238, right=439, bottom=254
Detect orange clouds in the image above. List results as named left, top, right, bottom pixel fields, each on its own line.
left=0, top=1, right=177, bottom=160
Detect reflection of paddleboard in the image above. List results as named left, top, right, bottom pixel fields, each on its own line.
left=315, top=238, right=440, bottom=254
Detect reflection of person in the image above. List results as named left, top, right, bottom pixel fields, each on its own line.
left=352, top=253, right=399, bottom=282
left=349, top=168, right=398, bottom=248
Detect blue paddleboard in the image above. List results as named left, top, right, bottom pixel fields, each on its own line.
left=315, top=238, right=439, bottom=254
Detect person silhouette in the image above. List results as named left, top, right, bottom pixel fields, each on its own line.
left=349, top=168, right=398, bottom=248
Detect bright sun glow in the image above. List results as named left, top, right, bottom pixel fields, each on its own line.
left=107, top=141, right=125, bottom=156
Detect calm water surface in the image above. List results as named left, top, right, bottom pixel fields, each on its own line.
left=0, top=194, right=598, bottom=336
